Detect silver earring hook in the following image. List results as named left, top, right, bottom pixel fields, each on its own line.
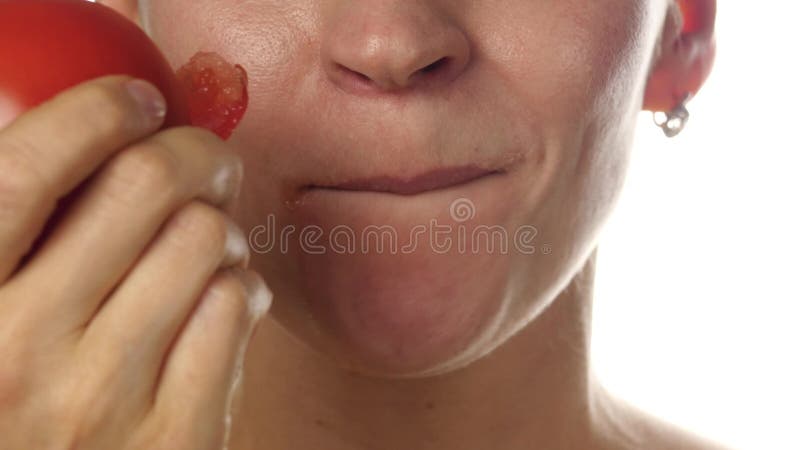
left=653, top=92, right=692, bottom=138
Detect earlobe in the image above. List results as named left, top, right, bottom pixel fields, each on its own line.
left=643, top=0, right=717, bottom=112
left=97, top=0, right=142, bottom=27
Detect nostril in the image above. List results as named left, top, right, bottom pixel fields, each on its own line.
left=420, top=57, right=450, bottom=74
left=336, top=63, right=369, bottom=80
left=335, top=62, right=375, bottom=88
left=406, top=57, right=453, bottom=88
left=330, top=54, right=460, bottom=93
left=353, top=69, right=372, bottom=82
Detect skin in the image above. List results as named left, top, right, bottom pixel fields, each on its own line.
left=0, top=0, right=719, bottom=449
left=128, top=0, right=719, bottom=375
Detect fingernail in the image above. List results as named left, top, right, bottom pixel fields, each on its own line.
left=212, top=156, right=244, bottom=201
left=125, top=79, right=167, bottom=123
left=223, top=217, right=250, bottom=268
left=242, top=272, right=272, bottom=320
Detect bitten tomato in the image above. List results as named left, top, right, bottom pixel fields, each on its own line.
left=176, top=51, right=249, bottom=141
left=0, top=0, right=249, bottom=139
left=0, top=0, right=189, bottom=129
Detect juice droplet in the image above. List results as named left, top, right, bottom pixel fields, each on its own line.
left=284, top=196, right=303, bottom=211
left=281, top=181, right=308, bottom=211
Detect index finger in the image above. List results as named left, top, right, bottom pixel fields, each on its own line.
left=0, top=75, right=167, bottom=198
left=0, top=75, right=167, bottom=281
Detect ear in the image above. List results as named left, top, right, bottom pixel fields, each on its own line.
left=643, top=0, right=717, bottom=112
left=97, top=0, right=142, bottom=28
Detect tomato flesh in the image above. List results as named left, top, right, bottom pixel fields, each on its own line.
left=176, top=52, right=249, bottom=141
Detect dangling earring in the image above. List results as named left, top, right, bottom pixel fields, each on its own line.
left=653, top=92, right=692, bottom=138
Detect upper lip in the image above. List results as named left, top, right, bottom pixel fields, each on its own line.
left=307, top=165, right=503, bottom=195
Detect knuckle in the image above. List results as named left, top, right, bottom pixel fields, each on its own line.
left=165, top=202, right=229, bottom=256
left=0, top=358, right=25, bottom=409
left=51, top=374, right=118, bottom=449
left=147, top=400, right=225, bottom=450
left=101, top=144, right=180, bottom=206
left=157, top=126, right=229, bottom=164
left=0, top=142, right=51, bottom=217
left=153, top=424, right=223, bottom=450
left=0, top=308, right=38, bottom=409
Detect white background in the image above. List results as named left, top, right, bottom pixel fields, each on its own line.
left=591, top=2, right=800, bottom=449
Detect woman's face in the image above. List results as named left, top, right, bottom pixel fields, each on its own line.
left=140, top=0, right=666, bottom=376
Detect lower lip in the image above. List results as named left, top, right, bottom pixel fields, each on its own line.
left=314, top=166, right=501, bottom=195
left=285, top=167, right=506, bottom=212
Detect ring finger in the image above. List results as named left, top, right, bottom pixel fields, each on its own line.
left=79, top=201, right=250, bottom=395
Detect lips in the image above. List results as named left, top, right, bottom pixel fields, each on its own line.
left=308, top=165, right=503, bottom=196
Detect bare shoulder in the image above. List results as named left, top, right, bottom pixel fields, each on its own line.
left=593, top=387, right=732, bottom=450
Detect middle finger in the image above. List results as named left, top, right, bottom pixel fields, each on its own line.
left=8, top=127, right=243, bottom=331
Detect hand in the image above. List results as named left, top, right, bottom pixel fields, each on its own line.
left=0, top=76, right=271, bottom=450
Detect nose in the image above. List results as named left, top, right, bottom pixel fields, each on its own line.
left=321, top=3, right=472, bottom=93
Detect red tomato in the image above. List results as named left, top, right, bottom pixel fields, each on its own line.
left=0, top=0, right=184, bottom=131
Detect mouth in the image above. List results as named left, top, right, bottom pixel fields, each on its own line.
left=305, top=165, right=504, bottom=196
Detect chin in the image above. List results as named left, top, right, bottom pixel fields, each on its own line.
left=295, top=244, right=513, bottom=377
left=261, top=173, right=525, bottom=377
left=239, top=136, right=565, bottom=376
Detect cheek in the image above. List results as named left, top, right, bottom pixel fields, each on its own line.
left=141, top=1, right=308, bottom=74
left=485, top=0, right=657, bottom=324
left=487, top=0, right=654, bottom=227
left=138, top=1, right=195, bottom=65
left=478, top=0, right=652, bottom=126
left=143, top=1, right=322, bottom=175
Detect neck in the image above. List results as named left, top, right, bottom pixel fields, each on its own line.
left=231, top=251, right=610, bottom=450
